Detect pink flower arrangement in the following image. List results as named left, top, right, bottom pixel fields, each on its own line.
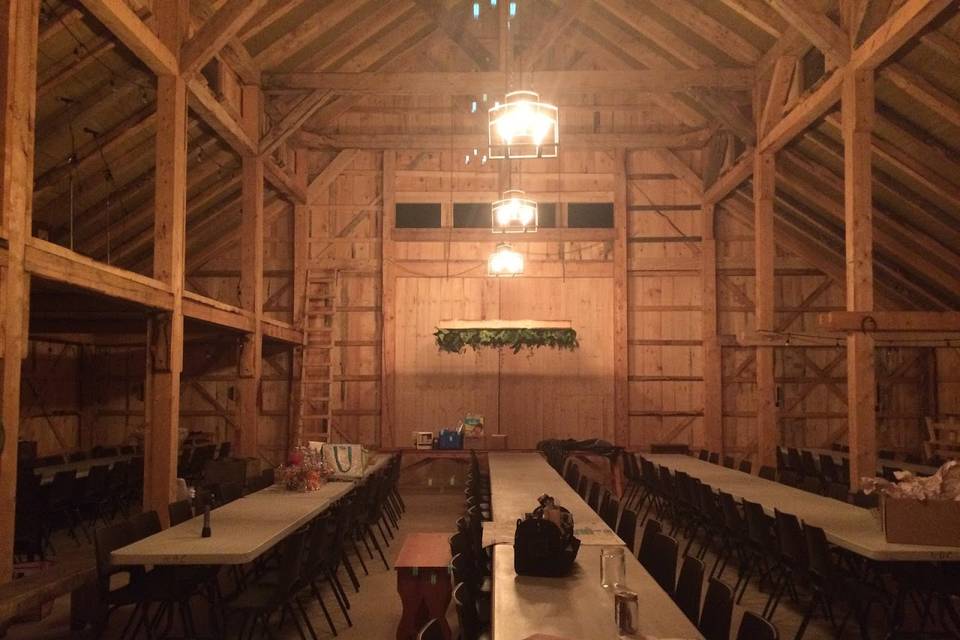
left=277, top=445, right=333, bottom=492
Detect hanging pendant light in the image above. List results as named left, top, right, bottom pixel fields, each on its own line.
left=488, top=90, right=559, bottom=159
left=491, top=189, right=537, bottom=233
left=488, top=242, right=524, bottom=276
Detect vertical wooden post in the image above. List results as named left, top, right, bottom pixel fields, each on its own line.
left=238, top=87, right=263, bottom=458
left=613, top=149, right=629, bottom=446
left=843, top=68, right=877, bottom=487
left=0, top=0, right=39, bottom=584
left=701, top=203, right=723, bottom=455
left=754, top=149, right=777, bottom=468
left=290, top=150, right=308, bottom=449
left=381, top=151, right=396, bottom=448
left=145, top=0, right=187, bottom=525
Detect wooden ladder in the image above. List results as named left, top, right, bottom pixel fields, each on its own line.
left=298, top=269, right=337, bottom=443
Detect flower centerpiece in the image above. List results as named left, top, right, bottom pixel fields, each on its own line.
left=277, top=445, right=333, bottom=492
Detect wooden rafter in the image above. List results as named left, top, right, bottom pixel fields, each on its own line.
left=760, top=0, right=953, bottom=154
left=517, top=1, right=589, bottom=71
left=767, top=0, right=851, bottom=62
left=648, top=0, right=763, bottom=65
left=717, top=0, right=788, bottom=38
left=264, top=69, right=755, bottom=93
left=260, top=89, right=332, bottom=156
left=181, top=0, right=269, bottom=75
left=412, top=0, right=494, bottom=70
left=294, top=129, right=713, bottom=151
left=77, top=0, right=178, bottom=76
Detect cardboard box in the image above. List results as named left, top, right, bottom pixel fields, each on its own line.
left=464, top=434, right=485, bottom=450
left=881, top=495, right=960, bottom=547
left=487, top=434, right=508, bottom=450
left=413, top=432, right=434, bottom=450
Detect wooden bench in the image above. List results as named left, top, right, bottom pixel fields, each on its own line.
left=0, top=556, right=97, bottom=636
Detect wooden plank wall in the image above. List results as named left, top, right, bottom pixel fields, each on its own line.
left=19, top=340, right=82, bottom=455
left=627, top=150, right=704, bottom=449
left=299, top=150, right=945, bottom=457
left=714, top=201, right=934, bottom=460
left=306, top=150, right=382, bottom=445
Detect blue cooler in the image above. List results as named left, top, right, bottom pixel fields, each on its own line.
left=436, top=429, right=463, bottom=449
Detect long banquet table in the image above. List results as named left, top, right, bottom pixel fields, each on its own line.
left=645, top=453, right=959, bottom=562
left=112, top=454, right=391, bottom=566
left=34, top=454, right=134, bottom=484
left=784, top=446, right=939, bottom=477
left=487, top=452, right=702, bottom=640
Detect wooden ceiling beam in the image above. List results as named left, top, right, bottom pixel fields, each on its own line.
left=819, top=311, right=960, bottom=332
left=759, top=0, right=951, bottom=153
left=648, top=0, right=763, bottom=65
left=219, top=41, right=260, bottom=85
left=308, top=149, right=360, bottom=204
left=264, top=157, right=307, bottom=204
left=801, top=129, right=960, bottom=253
left=840, top=0, right=871, bottom=46
left=106, top=172, right=242, bottom=269
left=687, top=89, right=756, bottom=143
left=412, top=0, right=494, bottom=70
left=565, top=16, right=710, bottom=128
left=187, top=193, right=288, bottom=270
left=654, top=150, right=703, bottom=196
left=722, top=192, right=847, bottom=285
left=850, top=0, right=952, bottom=70
left=65, top=136, right=225, bottom=259
left=77, top=0, right=178, bottom=76
left=33, top=106, right=156, bottom=199
left=703, top=148, right=754, bottom=204
left=181, top=0, right=269, bottom=75
left=757, top=27, right=811, bottom=77
left=517, top=0, right=589, bottom=71
left=766, top=0, right=851, bottom=62
left=882, top=63, right=960, bottom=129
left=294, top=129, right=713, bottom=150
left=264, top=69, right=755, bottom=93
left=25, top=238, right=174, bottom=310
left=759, top=68, right=843, bottom=154
left=238, top=0, right=305, bottom=41
left=920, top=31, right=960, bottom=60
left=187, top=77, right=256, bottom=155
left=758, top=55, right=796, bottom=139
left=717, top=0, right=788, bottom=38
left=594, top=0, right=716, bottom=68
left=260, top=89, right=332, bottom=156
left=873, top=107, right=960, bottom=185
left=778, top=151, right=960, bottom=296
left=252, top=1, right=361, bottom=70
left=37, top=36, right=117, bottom=98
left=291, top=2, right=414, bottom=72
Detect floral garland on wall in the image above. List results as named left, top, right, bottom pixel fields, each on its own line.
left=434, top=327, right=579, bottom=354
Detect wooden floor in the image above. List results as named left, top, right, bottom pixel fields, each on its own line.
left=6, top=488, right=898, bottom=639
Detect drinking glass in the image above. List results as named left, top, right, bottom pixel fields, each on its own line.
left=600, top=546, right=625, bottom=589
left=615, top=589, right=639, bottom=636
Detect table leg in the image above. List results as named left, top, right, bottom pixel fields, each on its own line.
left=419, top=570, right=453, bottom=640
left=396, top=570, right=424, bottom=640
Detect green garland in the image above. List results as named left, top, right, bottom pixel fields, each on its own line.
left=434, top=327, right=579, bottom=354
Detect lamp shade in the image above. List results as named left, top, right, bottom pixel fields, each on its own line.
left=487, top=242, right=524, bottom=276
left=488, top=90, right=558, bottom=159
left=491, top=190, right=537, bottom=233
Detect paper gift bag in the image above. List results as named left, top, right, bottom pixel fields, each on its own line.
left=321, top=443, right=368, bottom=479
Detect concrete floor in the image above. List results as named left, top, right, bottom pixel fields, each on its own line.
left=5, top=482, right=948, bottom=639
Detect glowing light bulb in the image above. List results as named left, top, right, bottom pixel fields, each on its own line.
left=488, top=243, right=524, bottom=276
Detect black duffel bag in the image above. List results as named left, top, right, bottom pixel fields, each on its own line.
left=514, top=494, right=581, bottom=577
